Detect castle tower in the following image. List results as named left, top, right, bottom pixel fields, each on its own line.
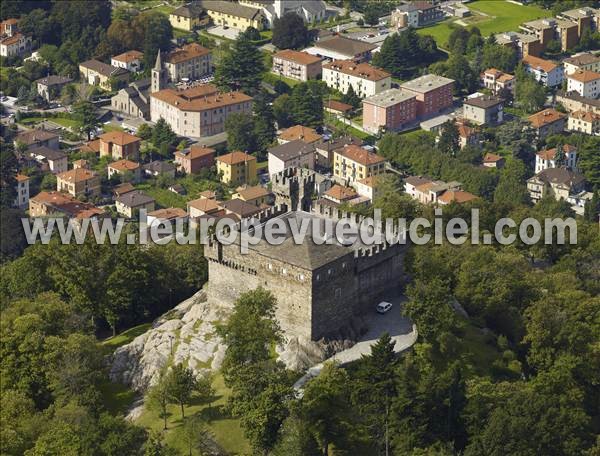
left=151, top=49, right=168, bottom=94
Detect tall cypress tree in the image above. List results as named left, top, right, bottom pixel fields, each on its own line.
left=214, top=33, right=265, bottom=95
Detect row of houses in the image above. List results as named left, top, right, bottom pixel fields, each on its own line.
left=169, top=0, right=328, bottom=32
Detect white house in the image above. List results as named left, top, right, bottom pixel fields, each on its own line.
left=111, top=50, right=144, bottom=73
left=322, top=60, right=391, bottom=98
left=522, top=54, right=564, bottom=87
left=13, top=174, right=29, bottom=209
left=535, top=144, right=578, bottom=174
left=563, top=53, right=600, bottom=75
left=567, top=70, right=600, bottom=99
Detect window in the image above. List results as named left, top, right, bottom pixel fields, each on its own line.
left=335, top=288, right=341, bottom=298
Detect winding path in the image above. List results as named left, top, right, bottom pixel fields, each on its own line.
left=294, top=295, right=418, bottom=391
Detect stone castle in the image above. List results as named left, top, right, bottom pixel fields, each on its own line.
left=205, top=194, right=407, bottom=341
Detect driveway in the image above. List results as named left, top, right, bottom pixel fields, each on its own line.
left=294, top=294, right=417, bottom=390
left=206, top=25, right=241, bottom=40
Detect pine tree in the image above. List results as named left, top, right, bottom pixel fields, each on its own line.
left=214, top=33, right=265, bottom=95
left=341, top=84, right=361, bottom=109
left=253, top=90, right=276, bottom=154
left=438, top=120, right=460, bottom=156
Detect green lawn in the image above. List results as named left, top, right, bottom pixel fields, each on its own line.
left=51, top=117, right=82, bottom=130
left=102, top=323, right=153, bottom=350
left=417, top=0, right=548, bottom=47
left=152, top=4, right=176, bottom=16
left=103, top=124, right=125, bottom=133
left=137, top=373, right=250, bottom=455
left=136, top=175, right=222, bottom=209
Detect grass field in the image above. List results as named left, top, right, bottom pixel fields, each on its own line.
left=417, top=0, right=548, bottom=48
left=137, top=373, right=250, bottom=455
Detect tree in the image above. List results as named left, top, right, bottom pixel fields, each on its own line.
left=217, top=288, right=292, bottom=454
left=242, top=26, right=261, bottom=41
left=373, top=29, right=439, bottom=78
left=178, top=416, right=213, bottom=456
left=341, top=84, right=361, bottom=109
left=289, top=82, right=323, bottom=129
left=253, top=91, right=276, bottom=154
left=515, top=68, right=546, bottom=113
left=225, top=112, right=258, bottom=153
left=481, top=42, right=518, bottom=73
left=147, top=372, right=171, bottom=430
left=214, top=33, right=265, bottom=95
left=166, top=364, right=197, bottom=420
left=73, top=101, right=100, bottom=140
left=195, top=375, right=215, bottom=418
left=363, top=5, right=380, bottom=26
left=273, top=93, right=293, bottom=128
left=438, top=120, right=460, bottom=156
left=272, top=12, right=311, bottom=50
left=300, top=363, right=352, bottom=455
left=144, top=431, right=178, bottom=456
left=405, top=278, right=457, bottom=346
left=353, top=333, right=398, bottom=454
left=151, top=118, right=177, bottom=153
left=493, top=158, right=529, bottom=206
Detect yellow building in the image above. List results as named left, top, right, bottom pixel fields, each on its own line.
left=56, top=168, right=101, bottom=199
left=333, top=144, right=387, bottom=185
left=200, top=0, right=266, bottom=30
left=216, top=151, right=257, bottom=186
left=169, top=3, right=209, bottom=31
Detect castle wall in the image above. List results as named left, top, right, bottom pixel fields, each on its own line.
left=311, top=252, right=358, bottom=340
left=206, top=242, right=314, bottom=339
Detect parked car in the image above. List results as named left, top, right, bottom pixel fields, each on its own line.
left=376, top=301, right=393, bottom=314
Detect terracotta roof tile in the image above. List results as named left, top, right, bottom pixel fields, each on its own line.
left=568, top=70, right=600, bottom=83
left=338, top=144, right=386, bottom=166
left=216, top=151, right=255, bottom=165
left=528, top=109, right=566, bottom=128
left=279, top=125, right=321, bottom=143
left=323, top=59, right=390, bottom=82
left=274, top=49, right=322, bottom=65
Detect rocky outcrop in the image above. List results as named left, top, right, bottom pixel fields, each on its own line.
left=109, top=288, right=353, bottom=392
left=109, top=289, right=230, bottom=392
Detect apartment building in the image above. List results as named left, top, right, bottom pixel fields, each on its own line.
left=400, top=74, right=454, bottom=118
left=272, top=50, right=322, bottom=82
left=567, top=110, right=600, bottom=135
left=528, top=108, right=567, bottom=139
left=14, top=174, right=29, bottom=209
left=391, top=2, right=444, bottom=28
left=216, top=151, right=257, bottom=185
left=362, top=88, right=417, bottom=134
left=521, top=54, right=564, bottom=87
left=150, top=84, right=253, bottom=137
left=494, top=31, right=543, bottom=58
left=567, top=70, right=600, bottom=99
left=169, top=2, right=209, bottom=31
left=174, top=145, right=215, bottom=174
left=305, top=36, right=377, bottom=63
left=558, top=7, right=598, bottom=36
left=482, top=68, right=516, bottom=95
left=322, top=60, right=391, bottom=98
left=333, top=144, right=387, bottom=185
left=268, top=140, right=316, bottom=177
left=56, top=168, right=101, bottom=199
left=98, top=131, right=141, bottom=160
left=198, top=0, right=266, bottom=30
left=162, top=43, right=212, bottom=83
left=29, top=146, right=68, bottom=174
left=527, top=168, right=586, bottom=203
left=535, top=144, right=578, bottom=174
left=28, top=191, right=104, bottom=219
left=463, top=95, right=504, bottom=126
left=107, top=159, right=142, bottom=183
left=563, top=53, right=600, bottom=75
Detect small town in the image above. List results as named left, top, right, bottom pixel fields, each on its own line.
left=1, top=0, right=599, bottom=455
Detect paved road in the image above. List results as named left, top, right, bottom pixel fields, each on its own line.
left=294, top=294, right=418, bottom=391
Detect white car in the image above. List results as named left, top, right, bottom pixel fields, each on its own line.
left=376, top=301, right=393, bottom=314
